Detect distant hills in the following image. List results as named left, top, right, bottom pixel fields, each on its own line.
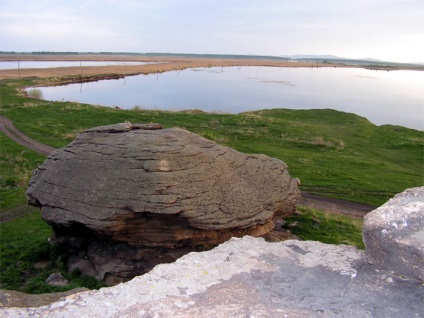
left=282, top=55, right=384, bottom=62
left=280, top=54, right=423, bottom=68
left=282, top=54, right=344, bottom=60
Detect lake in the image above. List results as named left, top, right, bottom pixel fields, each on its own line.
left=34, top=66, right=423, bottom=130
left=0, top=61, right=158, bottom=70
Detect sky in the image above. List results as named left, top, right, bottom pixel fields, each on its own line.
left=1, top=0, right=423, bottom=63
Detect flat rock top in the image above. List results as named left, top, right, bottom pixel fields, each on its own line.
left=27, top=123, right=299, bottom=232
left=364, top=187, right=424, bottom=227
left=2, top=236, right=422, bottom=317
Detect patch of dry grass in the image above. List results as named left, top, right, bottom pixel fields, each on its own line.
left=282, top=134, right=345, bottom=150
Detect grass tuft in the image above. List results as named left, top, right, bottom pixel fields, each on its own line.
left=285, top=206, right=364, bottom=249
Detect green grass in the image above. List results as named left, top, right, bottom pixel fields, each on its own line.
left=285, top=206, right=365, bottom=249
left=0, top=132, right=46, bottom=211
left=0, top=211, right=104, bottom=293
left=0, top=76, right=423, bottom=293
left=1, top=78, right=423, bottom=206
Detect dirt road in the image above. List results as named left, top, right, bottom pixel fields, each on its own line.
left=298, top=192, right=373, bottom=218
left=0, top=116, right=56, bottom=156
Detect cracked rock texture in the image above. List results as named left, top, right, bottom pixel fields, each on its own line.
left=1, top=236, right=423, bottom=317
left=26, top=123, right=300, bottom=279
left=363, top=186, right=424, bottom=280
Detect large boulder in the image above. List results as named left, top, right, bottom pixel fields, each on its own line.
left=27, top=122, right=300, bottom=279
left=363, top=187, right=424, bottom=280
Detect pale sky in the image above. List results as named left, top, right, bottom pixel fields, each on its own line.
left=1, top=0, right=423, bottom=63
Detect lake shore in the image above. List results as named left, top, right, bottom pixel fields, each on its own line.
left=2, top=54, right=422, bottom=81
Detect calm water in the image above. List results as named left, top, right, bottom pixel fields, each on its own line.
left=35, top=66, right=424, bottom=130
left=0, top=61, right=158, bottom=69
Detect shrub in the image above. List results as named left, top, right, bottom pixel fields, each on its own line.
left=26, top=88, right=44, bottom=100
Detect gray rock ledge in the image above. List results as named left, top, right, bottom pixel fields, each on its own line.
left=363, top=186, right=424, bottom=281
left=1, top=236, right=422, bottom=317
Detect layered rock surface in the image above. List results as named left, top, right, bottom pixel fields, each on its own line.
left=26, top=123, right=300, bottom=279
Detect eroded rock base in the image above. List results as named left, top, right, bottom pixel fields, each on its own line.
left=51, top=219, right=274, bottom=281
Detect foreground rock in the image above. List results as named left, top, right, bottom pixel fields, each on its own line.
left=27, top=123, right=300, bottom=279
left=363, top=186, right=424, bottom=280
left=2, top=236, right=422, bottom=317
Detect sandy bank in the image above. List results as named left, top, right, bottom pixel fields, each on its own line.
left=0, top=54, right=357, bottom=81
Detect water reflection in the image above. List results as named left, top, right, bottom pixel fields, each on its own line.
left=36, top=66, right=424, bottom=130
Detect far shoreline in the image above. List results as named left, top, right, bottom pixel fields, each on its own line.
left=1, top=54, right=423, bottom=82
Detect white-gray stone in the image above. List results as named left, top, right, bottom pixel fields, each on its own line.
left=1, top=236, right=422, bottom=317
left=363, top=186, right=424, bottom=280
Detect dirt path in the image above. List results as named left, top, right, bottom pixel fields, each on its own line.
left=0, top=205, right=39, bottom=224
left=0, top=116, right=56, bottom=156
left=298, top=192, right=374, bottom=218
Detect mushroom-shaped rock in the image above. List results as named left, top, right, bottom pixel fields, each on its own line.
left=27, top=123, right=300, bottom=279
